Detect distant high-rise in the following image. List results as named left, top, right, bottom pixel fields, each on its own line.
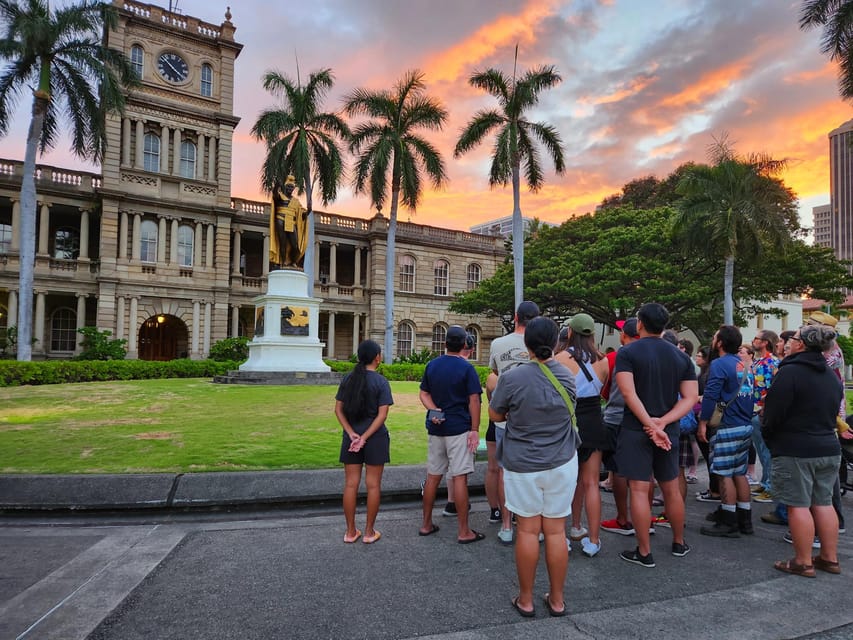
left=812, top=203, right=831, bottom=248
left=828, top=120, right=853, bottom=263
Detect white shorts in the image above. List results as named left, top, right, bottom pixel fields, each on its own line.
left=427, top=433, right=475, bottom=477
left=503, top=456, right=578, bottom=518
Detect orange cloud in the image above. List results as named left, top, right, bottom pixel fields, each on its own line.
left=659, top=59, right=752, bottom=108
left=581, top=75, right=657, bottom=105
left=422, top=0, right=561, bottom=84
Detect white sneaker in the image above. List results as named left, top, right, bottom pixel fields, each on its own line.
left=569, top=526, right=588, bottom=540
left=498, top=528, right=514, bottom=545
left=538, top=532, right=545, bottom=542
left=566, top=537, right=572, bottom=552
left=580, top=536, right=601, bottom=557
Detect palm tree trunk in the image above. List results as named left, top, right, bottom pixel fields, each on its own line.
left=511, top=160, right=523, bottom=312
left=723, top=255, right=735, bottom=325
left=384, top=188, right=400, bottom=365
left=17, top=94, right=48, bottom=361
left=303, top=176, right=315, bottom=298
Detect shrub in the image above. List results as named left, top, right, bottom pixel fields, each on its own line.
left=0, top=359, right=239, bottom=386
left=209, top=336, right=250, bottom=362
left=394, top=347, right=437, bottom=365
left=75, top=327, right=127, bottom=361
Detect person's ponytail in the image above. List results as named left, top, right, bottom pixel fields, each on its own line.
left=340, top=340, right=382, bottom=421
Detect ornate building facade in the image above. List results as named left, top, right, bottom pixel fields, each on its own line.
left=0, top=0, right=505, bottom=363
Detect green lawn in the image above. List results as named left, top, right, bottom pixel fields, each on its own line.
left=0, top=379, right=490, bottom=474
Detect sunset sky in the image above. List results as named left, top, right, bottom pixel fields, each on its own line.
left=0, top=0, right=851, bottom=232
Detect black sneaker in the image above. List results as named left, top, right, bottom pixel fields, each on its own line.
left=488, top=507, right=502, bottom=523
left=619, top=547, right=655, bottom=568
left=696, top=490, right=720, bottom=503
left=442, top=502, right=457, bottom=516
left=671, top=541, right=691, bottom=557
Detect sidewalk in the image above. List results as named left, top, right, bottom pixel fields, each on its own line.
left=0, top=463, right=486, bottom=512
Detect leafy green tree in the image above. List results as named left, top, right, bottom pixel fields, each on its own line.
left=800, top=0, right=853, bottom=99
left=251, top=67, right=349, bottom=293
left=451, top=205, right=852, bottom=340
left=673, top=139, right=798, bottom=325
left=75, top=326, right=126, bottom=360
left=454, top=56, right=565, bottom=312
left=209, top=336, right=249, bottom=362
left=344, top=70, right=448, bottom=363
left=599, top=164, right=695, bottom=210
left=0, top=0, right=136, bottom=360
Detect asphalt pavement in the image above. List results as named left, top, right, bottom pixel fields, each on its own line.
left=1, top=464, right=853, bottom=640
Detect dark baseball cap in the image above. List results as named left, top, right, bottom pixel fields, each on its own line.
left=446, top=325, right=467, bottom=343
left=621, top=318, right=639, bottom=338
left=515, top=301, right=540, bottom=325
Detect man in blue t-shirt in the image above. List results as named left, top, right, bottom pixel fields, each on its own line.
left=419, top=325, right=484, bottom=544
left=614, top=303, right=698, bottom=567
left=698, top=324, right=756, bottom=538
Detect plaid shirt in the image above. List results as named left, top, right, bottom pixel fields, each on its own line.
left=751, top=353, right=779, bottom=412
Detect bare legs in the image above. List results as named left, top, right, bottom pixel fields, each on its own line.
left=421, top=473, right=442, bottom=534
left=572, top=451, right=602, bottom=544
left=629, top=479, right=653, bottom=555
left=344, top=463, right=384, bottom=539
left=452, top=473, right=476, bottom=541
left=514, top=514, right=568, bottom=614
left=788, top=505, right=839, bottom=566
left=659, top=477, right=685, bottom=544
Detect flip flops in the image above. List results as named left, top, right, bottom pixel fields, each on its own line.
left=511, top=596, right=535, bottom=618
left=418, top=524, right=440, bottom=536
left=458, top=530, right=486, bottom=544
left=773, top=558, right=816, bottom=578
left=363, top=530, right=381, bottom=544
left=343, top=529, right=362, bottom=543
left=543, top=593, right=567, bottom=617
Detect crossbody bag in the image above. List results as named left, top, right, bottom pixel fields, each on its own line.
left=537, top=361, right=578, bottom=433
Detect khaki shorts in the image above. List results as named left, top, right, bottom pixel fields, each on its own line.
left=427, top=433, right=475, bottom=477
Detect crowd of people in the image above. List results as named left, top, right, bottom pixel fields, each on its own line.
left=333, top=301, right=848, bottom=616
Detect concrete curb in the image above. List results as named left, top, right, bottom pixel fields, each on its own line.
left=0, top=463, right=487, bottom=512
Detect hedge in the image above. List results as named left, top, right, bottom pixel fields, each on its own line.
left=0, top=359, right=492, bottom=387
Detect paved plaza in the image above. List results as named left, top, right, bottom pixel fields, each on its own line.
left=1, top=465, right=852, bottom=639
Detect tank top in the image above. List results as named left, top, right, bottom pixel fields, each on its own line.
left=574, top=357, right=604, bottom=399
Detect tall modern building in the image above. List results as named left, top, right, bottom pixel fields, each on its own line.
left=0, top=0, right=504, bottom=363
left=469, top=214, right=556, bottom=239
left=812, top=203, right=832, bottom=248
left=828, top=120, right=853, bottom=265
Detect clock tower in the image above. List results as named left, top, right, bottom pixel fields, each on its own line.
left=95, top=0, right=244, bottom=358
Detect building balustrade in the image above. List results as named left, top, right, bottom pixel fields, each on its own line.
left=0, top=158, right=101, bottom=193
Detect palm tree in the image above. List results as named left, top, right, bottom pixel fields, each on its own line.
left=251, top=67, right=349, bottom=294
left=0, top=0, right=136, bottom=360
left=673, top=138, right=798, bottom=325
left=344, top=70, right=448, bottom=363
left=454, top=56, right=566, bottom=312
left=800, top=0, right=853, bottom=100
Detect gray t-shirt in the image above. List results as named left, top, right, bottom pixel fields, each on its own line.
left=489, top=360, right=579, bottom=473
left=489, top=332, right=529, bottom=374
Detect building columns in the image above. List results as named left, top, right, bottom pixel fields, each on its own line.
left=127, top=297, right=139, bottom=357
left=10, top=199, right=19, bottom=251
left=313, top=241, right=321, bottom=284
left=232, top=229, right=242, bottom=274
left=329, top=242, right=338, bottom=284
left=121, top=117, right=131, bottom=166
left=131, top=213, right=141, bottom=261
left=194, top=222, right=203, bottom=267
left=262, top=234, right=270, bottom=276
left=160, top=123, right=170, bottom=173
left=173, top=128, right=182, bottom=176
left=75, top=294, right=86, bottom=354
left=116, top=295, right=126, bottom=341
left=207, top=137, right=216, bottom=181
left=191, top=300, right=200, bottom=358
left=134, top=119, right=144, bottom=169
left=157, top=216, right=167, bottom=264
left=7, top=290, right=17, bottom=333
left=231, top=305, right=240, bottom=337
left=33, top=290, right=46, bottom=354
left=37, top=202, right=50, bottom=255
left=352, top=313, right=360, bottom=355
left=205, top=224, right=214, bottom=268
left=203, top=302, right=212, bottom=357
left=354, top=247, right=362, bottom=289
left=170, top=218, right=179, bottom=264
left=118, top=211, right=129, bottom=259
left=79, top=209, right=90, bottom=260
left=196, top=135, right=206, bottom=181
left=327, top=311, right=335, bottom=360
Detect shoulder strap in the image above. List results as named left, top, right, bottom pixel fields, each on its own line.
left=569, top=350, right=594, bottom=382
left=537, top=361, right=578, bottom=433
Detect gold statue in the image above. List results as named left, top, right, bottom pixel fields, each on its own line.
left=269, top=174, right=309, bottom=269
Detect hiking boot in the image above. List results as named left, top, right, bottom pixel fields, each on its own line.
left=737, top=507, right=754, bottom=535
left=761, top=511, right=787, bottom=526
left=601, top=518, right=635, bottom=535
left=700, top=508, right=740, bottom=538
left=620, top=547, right=655, bottom=568
left=705, top=506, right=722, bottom=523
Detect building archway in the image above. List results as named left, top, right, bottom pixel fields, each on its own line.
left=138, top=314, right=188, bottom=361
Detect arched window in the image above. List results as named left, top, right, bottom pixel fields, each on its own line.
left=397, top=321, right=414, bottom=359
left=53, top=227, right=79, bottom=259
left=177, top=224, right=194, bottom=267
left=143, top=133, right=160, bottom=172
left=200, top=63, right=213, bottom=97
left=431, top=323, right=447, bottom=354
left=50, top=308, right=77, bottom=352
left=179, top=140, right=196, bottom=178
left=0, top=223, right=11, bottom=254
left=130, top=44, right=144, bottom=78
left=399, top=254, right=415, bottom=292
left=467, top=263, right=482, bottom=290
left=140, top=219, right=158, bottom=263
left=434, top=259, right=449, bottom=296
left=466, top=325, right=480, bottom=361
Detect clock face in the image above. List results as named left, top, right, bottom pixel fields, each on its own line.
left=157, top=52, right=189, bottom=83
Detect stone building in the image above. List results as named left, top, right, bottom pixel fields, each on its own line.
left=0, top=0, right=505, bottom=363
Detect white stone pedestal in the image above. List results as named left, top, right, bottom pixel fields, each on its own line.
left=238, top=270, right=330, bottom=373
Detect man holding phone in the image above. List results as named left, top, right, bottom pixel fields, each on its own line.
left=419, top=325, right=484, bottom=543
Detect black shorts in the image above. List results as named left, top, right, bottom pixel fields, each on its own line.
left=339, top=430, right=390, bottom=466
left=614, top=423, right=679, bottom=483
left=601, top=422, right=620, bottom=472
left=486, top=420, right=497, bottom=442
